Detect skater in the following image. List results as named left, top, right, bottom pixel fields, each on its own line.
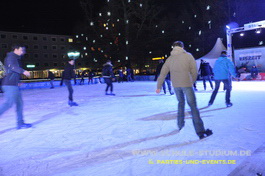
left=118, top=68, right=124, bottom=83
left=102, top=60, right=115, bottom=95
left=48, top=70, right=55, bottom=89
left=63, top=59, right=78, bottom=106
left=0, top=44, right=32, bottom=129
left=208, top=50, right=237, bottom=107
left=198, top=60, right=213, bottom=90
left=79, top=70, right=87, bottom=85
left=88, top=70, right=95, bottom=84
left=155, top=59, right=174, bottom=95
left=250, top=65, right=259, bottom=79
left=156, top=41, right=212, bottom=139
left=126, top=67, right=133, bottom=82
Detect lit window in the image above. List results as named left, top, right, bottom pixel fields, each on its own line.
left=107, top=12, right=111, bottom=16
left=140, top=3, right=143, bottom=7
left=206, top=5, right=210, bottom=10
left=199, top=30, right=202, bottom=35
left=182, top=21, right=185, bottom=24
left=162, top=30, right=165, bottom=34
left=90, top=22, right=94, bottom=26
left=99, top=13, right=102, bottom=16
left=259, top=41, right=263, bottom=45
left=194, top=15, right=197, bottom=18
left=196, top=48, right=200, bottom=52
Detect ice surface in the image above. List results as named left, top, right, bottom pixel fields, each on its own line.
left=0, top=81, right=264, bottom=176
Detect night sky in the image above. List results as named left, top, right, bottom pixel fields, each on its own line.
left=0, top=1, right=265, bottom=36
left=0, top=0, right=84, bottom=35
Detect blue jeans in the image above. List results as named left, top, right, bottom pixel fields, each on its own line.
left=64, top=80, right=73, bottom=101
left=209, top=79, right=231, bottom=104
left=174, top=87, right=205, bottom=136
left=0, top=86, right=24, bottom=125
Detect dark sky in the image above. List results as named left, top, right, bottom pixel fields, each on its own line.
left=1, top=1, right=265, bottom=36
left=0, top=0, right=84, bottom=35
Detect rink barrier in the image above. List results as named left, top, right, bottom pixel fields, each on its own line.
left=17, top=75, right=156, bottom=90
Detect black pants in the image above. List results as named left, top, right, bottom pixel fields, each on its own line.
left=64, top=79, right=73, bottom=101
left=209, top=79, right=231, bottom=104
left=104, top=78, right=113, bottom=92
left=202, top=75, right=213, bottom=89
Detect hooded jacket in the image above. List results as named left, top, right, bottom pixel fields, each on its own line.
left=2, top=52, right=25, bottom=86
left=157, top=47, right=197, bottom=88
left=199, top=62, right=213, bottom=76
left=213, top=54, right=236, bottom=80
left=102, top=63, right=114, bottom=78
left=63, top=62, right=75, bottom=80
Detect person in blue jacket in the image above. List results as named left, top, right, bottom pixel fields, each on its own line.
left=208, top=50, right=237, bottom=107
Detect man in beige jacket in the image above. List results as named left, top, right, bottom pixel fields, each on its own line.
left=156, top=41, right=212, bottom=139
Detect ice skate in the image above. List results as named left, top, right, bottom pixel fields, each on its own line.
left=199, top=129, right=213, bottom=139
left=17, top=123, right=32, bottom=130
left=68, top=101, right=78, bottom=107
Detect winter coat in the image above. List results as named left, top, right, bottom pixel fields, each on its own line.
left=199, top=62, right=213, bottom=76
left=157, top=46, right=197, bottom=88
left=213, top=54, right=236, bottom=80
left=155, top=62, right=170, bottom=81
left=48, top=71, right=55, bottom=80
left=2, top=52, right=25, bottom=86
left=63, top=63, right=75, bottom=80
left=102, top=63, right=114, bottom=78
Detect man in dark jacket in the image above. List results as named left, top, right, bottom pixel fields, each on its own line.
left=0, top=44, right=31, bottom=129
left=102, top=60, right=115, bottom=95
left=63, top=59, right=78, bottom=106
left=48, top=71, right=55, bottom=89
left=155, top=59, right=174, bottom=95
left=198, top=60, right=213, bottom=90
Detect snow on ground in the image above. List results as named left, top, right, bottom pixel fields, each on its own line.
left=0, top=81, right=264, bottom=176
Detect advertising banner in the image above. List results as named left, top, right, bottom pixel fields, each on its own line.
left=234, top=47, right=265, bottom=72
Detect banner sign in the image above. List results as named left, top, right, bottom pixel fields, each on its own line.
left=234, top=47, right=265, bottom=72
left=244, top=20, right=265, bottom=30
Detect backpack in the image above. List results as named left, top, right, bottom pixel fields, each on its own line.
left=0, top=61, right=6, bottom=79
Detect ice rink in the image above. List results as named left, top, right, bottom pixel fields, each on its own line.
left=0, top=81, right=264, bottom=176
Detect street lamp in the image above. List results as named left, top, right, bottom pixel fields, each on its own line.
left=67, top=51, right=80, bottom=85
left=67, top=51, right=80, bottom=60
